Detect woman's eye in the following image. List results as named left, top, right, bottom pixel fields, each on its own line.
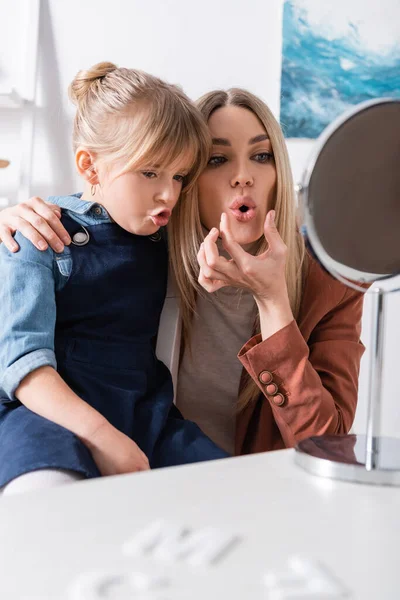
left=253, top=152, right=274, bottom=163
left=173, top=174, right=185, bottom=183
left=142, top=171, right=157, bottom=179
left=208, top=155, right=227, bottom=167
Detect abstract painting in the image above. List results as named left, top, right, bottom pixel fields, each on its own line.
left=280, top=0, right=400, bottom=138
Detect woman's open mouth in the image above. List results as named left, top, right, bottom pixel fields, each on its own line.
left=229, top=197, right=256, bottom=223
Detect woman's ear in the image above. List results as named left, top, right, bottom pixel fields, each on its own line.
left=75, top=147, right=99, bottom=184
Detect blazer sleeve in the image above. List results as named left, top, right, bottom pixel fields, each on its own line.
left=237, top=287, right=365, bottom=448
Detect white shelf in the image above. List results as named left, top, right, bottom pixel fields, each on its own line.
left=0, top=88, right=24, bottom=109
left=1, top=0, right=40, bottom=202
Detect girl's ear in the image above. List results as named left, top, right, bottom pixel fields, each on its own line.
left=75, top=147, right=99, bottom=184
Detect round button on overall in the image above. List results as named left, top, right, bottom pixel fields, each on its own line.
left=72, top=226, right=90, bottom=246
left=94, top=206, right=102, bottom=216
left=149, top=231, right=162, bottom=242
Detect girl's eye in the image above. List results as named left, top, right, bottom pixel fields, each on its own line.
left=253, top=152, right=274, bottom=163
left=142, top=171, right=157, bottom=179
left=208, top=155, right=227, bottom=167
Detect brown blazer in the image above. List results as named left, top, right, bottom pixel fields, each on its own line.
left=235, top=256, right=365, bottom=455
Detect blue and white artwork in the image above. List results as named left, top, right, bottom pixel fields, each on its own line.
left=280, top=0, right=400, bottom=138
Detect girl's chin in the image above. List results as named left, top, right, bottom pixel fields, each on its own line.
left=117, top=219, right=159, bottom=237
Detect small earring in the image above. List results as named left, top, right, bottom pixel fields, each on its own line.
left=91, top=184, right=96, bottom=196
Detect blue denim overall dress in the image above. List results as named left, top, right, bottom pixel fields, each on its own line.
left=0, top=201, right=228, bottom=487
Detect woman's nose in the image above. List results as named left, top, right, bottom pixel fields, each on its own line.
left=230, top=168, right=253, bottom=188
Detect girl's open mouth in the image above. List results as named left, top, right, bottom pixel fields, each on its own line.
left=150, top=210, right=171, bottom=227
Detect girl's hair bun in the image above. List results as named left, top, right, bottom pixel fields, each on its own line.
left=69, top=62, right=117, bottom=105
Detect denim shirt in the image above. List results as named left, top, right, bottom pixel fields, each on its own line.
left=0, top=194, right=112, bottom=401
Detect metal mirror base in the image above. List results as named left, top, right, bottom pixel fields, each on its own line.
left=295, top=434, right=400, bottom=486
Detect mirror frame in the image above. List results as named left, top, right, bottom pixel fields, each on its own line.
left=298, top=97, right=400, bottom=286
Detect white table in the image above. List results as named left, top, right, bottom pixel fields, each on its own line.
left=0, top=449, right=399, bottom=599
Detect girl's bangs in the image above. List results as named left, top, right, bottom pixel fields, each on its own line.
left=117, top=105, right=210, bottom=187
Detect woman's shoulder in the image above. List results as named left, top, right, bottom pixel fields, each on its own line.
left=298, top=251, right=366, bottom=343
left=304, top=251, right=344, bottom=291
left=300, top=252, right=362, bottom=320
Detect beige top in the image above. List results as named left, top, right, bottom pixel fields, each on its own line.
left=175, top=281, right=256, bottom=454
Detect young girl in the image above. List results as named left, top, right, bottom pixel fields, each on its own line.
left=0, top=88, right=364, bottom=458
left=0, top=63, right=229, bottom=495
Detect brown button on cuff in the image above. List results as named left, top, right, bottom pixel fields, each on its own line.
left=258, top=370, right=273, bottom=384
left=272, top=393, right=286, bottom=407
left=266, top=383, right=278, bottom=395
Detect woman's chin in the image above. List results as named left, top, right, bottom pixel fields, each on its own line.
left=229, top=221, right=264, bottom=248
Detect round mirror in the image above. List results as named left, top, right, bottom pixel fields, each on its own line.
left=299, top=98, right=400, bottom=285
left=295, top=98, right=400, bottom=486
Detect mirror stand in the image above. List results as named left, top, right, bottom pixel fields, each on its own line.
left=295, top=286, right=400, bottom=486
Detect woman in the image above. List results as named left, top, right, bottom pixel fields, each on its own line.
left=0, top=88, right=365, bottom=457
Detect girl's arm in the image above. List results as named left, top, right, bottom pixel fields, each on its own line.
left=17, top=366, right=107, bottom=448
left=17, top=366, right=150, bottom=475
left=0, top=233, right=149, bottom=474
left=0, top=197, right=70, bottom=253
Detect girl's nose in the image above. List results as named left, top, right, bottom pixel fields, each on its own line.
left=157, top=183, right=179, bottom=206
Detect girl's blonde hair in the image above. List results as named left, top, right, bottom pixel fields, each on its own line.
left=168, top=88, right=307, bottom=411
left=69, top=61, right=211, bottom=188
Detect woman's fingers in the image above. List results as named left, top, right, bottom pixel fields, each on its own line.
left=47, top=204, right=62, bottom=219
left=23, top=196, right=62, bottom=222
left=198, top=270, right=228, bottom=293
left=26, top=196, right=62, bottom=219
left=197, top=243, right=225, bottom=281
left=203, top=227, right=221, bottom=265
left=17, top=205, right=69, bottom=252
left=197, top=244, right=228, bottom=292
left=26, top=195, right=58, bottom=214
left=23, top=198, right=70, bottom=247
left=10, top=217, right=55, bottom=252
left=219, top=212, right=247, bottom=264
left=202, top=227, right=233, bottom=275
left=263, top=210, right=287, bottom=257
left=0, top=225, right=19, bottom=252
left=0, top=197, right=70, bottom=253
left=203, top=224, right=241, bottom=282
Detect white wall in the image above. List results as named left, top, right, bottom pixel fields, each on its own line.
left=0, top=0, right=284, bottom=202
left=0, top=0, right=399, bottom=438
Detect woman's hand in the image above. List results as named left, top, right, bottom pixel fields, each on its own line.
left=85, top=421, right=150, bottom=476
left=0, top=196, right=71, bottom=253
left=197, top=210, right=287, bottom=301
left=197, top=210, right=294, bottom=339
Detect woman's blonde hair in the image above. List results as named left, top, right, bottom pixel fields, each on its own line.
left=168, top=88, right=307, bottom=411
left=69, top=61, right=211, bottom=188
